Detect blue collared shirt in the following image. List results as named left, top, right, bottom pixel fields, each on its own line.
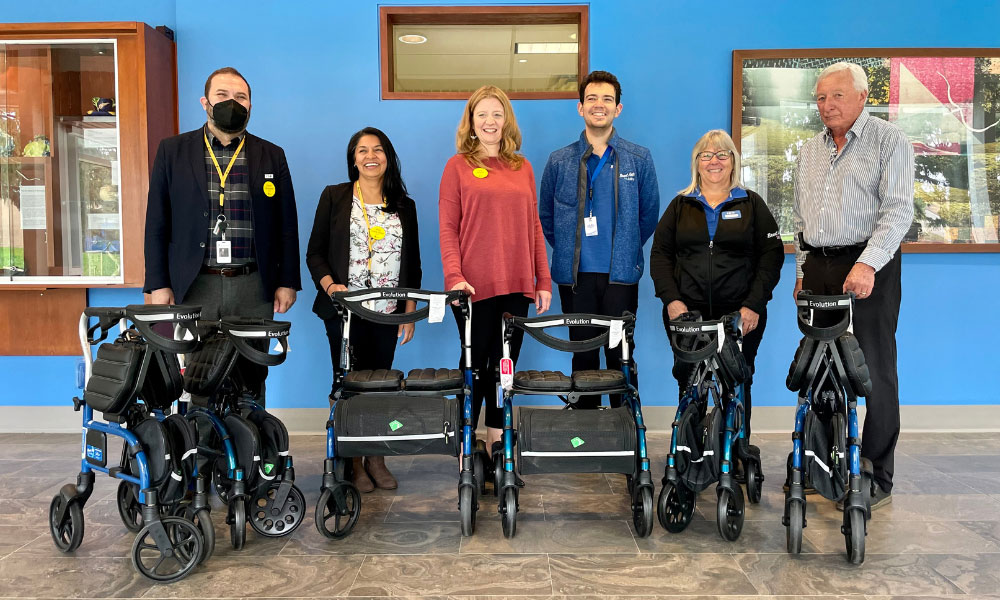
left=685, top=186, right=749, bottom=239
left=579, top=146, right=615, bottom=273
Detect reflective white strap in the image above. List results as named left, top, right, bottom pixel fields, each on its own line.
left=170, top=471, right=183, bottom=481
left=339, top=432, right=454, bottom=442
left=258, top=467, right=276, bottom=480
left=278, top=450, right=289, bottom=456
left=520, top=450, right=634, bottom=457
left=804, top=450, right=830, bottom=474
left=182, top=449, right=197, bottom=460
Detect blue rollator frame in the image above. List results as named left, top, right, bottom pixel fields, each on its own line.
left=50, top=305, right=209, bottom=583
left=317, top=288, right=477, bottom=539
left=180, top=316, right=301, bottom=550
left=783, top=291, right=872, bottom=564
left=496, top=312, right=655, bottom=538
left=658, top=312, right=764, bottom=540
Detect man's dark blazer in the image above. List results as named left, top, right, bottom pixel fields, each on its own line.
left=305, top=182, right=422, bottom=321
left=143, top=127, right=301, bottom=302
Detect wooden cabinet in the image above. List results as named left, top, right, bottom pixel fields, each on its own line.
left=0, top=22, right=176, bottom=354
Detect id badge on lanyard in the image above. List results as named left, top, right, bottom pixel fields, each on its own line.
left=585, top=148, right=612, bottom=237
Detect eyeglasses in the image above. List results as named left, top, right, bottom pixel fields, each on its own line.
left=697, top=150, right=732, bottom=162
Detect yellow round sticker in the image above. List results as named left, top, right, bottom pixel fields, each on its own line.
left=472, top=167, right=489, bottom=179
left=370, top=225, right=386, bottom=241
left=263, top=181, right=276, bottom=197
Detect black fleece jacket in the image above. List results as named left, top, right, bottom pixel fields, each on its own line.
left=649, top=189, right=782, bottom=315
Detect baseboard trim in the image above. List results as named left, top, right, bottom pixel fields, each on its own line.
left=3, top=405, right=999, bottom=434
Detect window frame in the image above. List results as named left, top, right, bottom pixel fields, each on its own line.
left=379, top=5, right=589, bottom=100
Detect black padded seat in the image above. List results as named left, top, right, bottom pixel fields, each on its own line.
left=572, top=369, right=626, bottom=392
left=513, top=370, right=572, bottom=391
left=405, top=368, right=463, bottom=391
left=343, top=369, right=404, bottom=392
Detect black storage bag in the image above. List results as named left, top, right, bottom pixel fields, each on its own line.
left=223, top=413, right=262, bottom=491
left=246, top=408, right=290, bottom=481
left=516, top=406, right=635, bottom=475
left=334, top=393, right=459, bottom=457
left=128, top=416, right=172, bottom=494
left=139, top=349, right=184, bottom=411
left=85, top=340, right=145, bottom=415
left=802, top=411, right=847, bottom=501
left=673, top=402, right=723, bottom=492
left=183, top=333, right=237, bottom=399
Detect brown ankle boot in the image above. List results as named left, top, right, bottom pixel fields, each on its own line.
left=365, top=456, right=397, bottom=490
left=351, top=457, right=375, bottom=493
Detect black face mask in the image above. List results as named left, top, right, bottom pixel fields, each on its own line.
left=209, top=99, right=249, bottom=134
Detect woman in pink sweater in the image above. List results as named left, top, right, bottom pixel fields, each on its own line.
left=439, top=85, right=552, bottom=452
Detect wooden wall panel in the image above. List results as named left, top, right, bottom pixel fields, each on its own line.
left=0, top=288, right=86, bottom=355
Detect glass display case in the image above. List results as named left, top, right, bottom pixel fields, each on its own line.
left=0, top=22, right=176, bottom=355
left=0, top=22, right=177, bottom=288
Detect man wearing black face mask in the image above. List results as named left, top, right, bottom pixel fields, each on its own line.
left=144, top=67, right=300, bottom=404
left=144, top=66, right=300, bottom=322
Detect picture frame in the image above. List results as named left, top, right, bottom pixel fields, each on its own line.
left=732, top=49, right=1000, bottom=252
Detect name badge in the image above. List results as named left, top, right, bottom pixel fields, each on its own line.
left=216, top=240, right=232, bottom=264
left=264, top=173, right=274, bottom=179
left=584, top=216, right=599, bottom=237
left=721, top=210, right=741, bottom=220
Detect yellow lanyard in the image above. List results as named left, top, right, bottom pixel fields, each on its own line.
left=356, top=182, right=387, bottom=271
left=204, top=132, right=246, bottom=210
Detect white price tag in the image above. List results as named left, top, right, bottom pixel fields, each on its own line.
left=499, top=357, right=514, bottom=392
left=609, top=319, right=623, bottom=349
left=429, top=294, right=446, bottom=323
left=584, top=216, right=598, bottom=237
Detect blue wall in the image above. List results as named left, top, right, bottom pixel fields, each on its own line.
left=3, top=0, right=999, bottom=411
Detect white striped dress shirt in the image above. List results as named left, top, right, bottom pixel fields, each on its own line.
left=793, top=111, right=915, bottom=277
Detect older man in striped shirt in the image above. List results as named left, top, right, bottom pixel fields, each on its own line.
left=792, top=62, right=914, bottom=510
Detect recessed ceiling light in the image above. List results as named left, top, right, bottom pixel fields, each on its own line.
left=398, top=34, right=427, bottom=44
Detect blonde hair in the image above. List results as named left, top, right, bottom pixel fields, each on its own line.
left=456, top=85, right=524, bottom=171
left=679, top=129, right=743, bottom=195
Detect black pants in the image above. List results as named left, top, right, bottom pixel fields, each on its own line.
left=802, top=250, right=901, bottom=493
left=455, top=293, right=530, bottom=429
left=558, top=274, right=639, bottom=409
left=324, top=316, right=399, bottom=398
left=663, top=303, right=766, bottom=438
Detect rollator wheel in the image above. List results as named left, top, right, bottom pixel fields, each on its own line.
left=844, top=507, right=866, bottom=564
left=229, top=498, right=246, bottom=550
left=745, top=459, right=763, bottom=504
left=657, top=481, right=696, bottom=533
left=315, top=484, right=361, bottom=539
left=716, top=485, right=745, bottom=541
left=501, top=488, right=517, bottom=539
left=116, top=481, right=144, bottom=533
left=459, top=485, right=477, bottom=537
left=169, top=503, right=215, bottom=564
left=492, top=450, right=503, bottom=497
left=473, top=452, right=487, bottom=496
left=786, top=499, right=804, bottom=554
left=249, top=482, right=305, bottom=537
left=49, top=495, right=84, bottom=553
left=212, top=458, right=232, bottom=505
left=632, top=486, right=654, bottom=538
left=131, top=516, right=202, bottom=583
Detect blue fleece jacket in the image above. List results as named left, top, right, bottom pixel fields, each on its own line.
left=539, top=130, right=660, bottom=286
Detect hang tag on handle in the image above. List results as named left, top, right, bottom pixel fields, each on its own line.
left=499, top=357, right=514, bottom=393
left=609, top=319, right=623, bottom=349
left=429, top=294, right=446, bottom=323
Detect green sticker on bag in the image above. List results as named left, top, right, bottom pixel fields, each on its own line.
left=263, top=462, right=274, bottom=475
left=571, top=436, right=585, bottom=448
left=389, top=420, right=403, bottom=431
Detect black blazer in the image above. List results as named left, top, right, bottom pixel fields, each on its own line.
left=143, top=127, right=302, bottom=302
left=306, top=182, right=422, bottom=320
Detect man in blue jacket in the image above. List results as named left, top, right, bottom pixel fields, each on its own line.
left=539, top=70, right=660, bottom=408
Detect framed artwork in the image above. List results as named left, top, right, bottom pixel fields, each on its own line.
left=733, top=49, right=1000, bottom=251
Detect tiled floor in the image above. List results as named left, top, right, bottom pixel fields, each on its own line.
left=2, top=431, right=999, bottom=599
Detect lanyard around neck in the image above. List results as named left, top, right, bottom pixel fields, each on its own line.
left=356, top=181, right=387, bottom=272
left=587, top=147, right=613, bottom=216
left=204, top=132, right=246, bottom=210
